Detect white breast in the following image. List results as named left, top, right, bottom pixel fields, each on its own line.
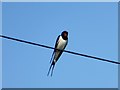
left=57, top=36, right=67, bottom=50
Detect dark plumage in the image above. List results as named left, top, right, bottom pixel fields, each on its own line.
left=47, top=31, right=68, bottom=76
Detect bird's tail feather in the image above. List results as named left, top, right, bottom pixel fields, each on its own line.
left=50, top=52, right=54, bottom=63
left=47, top=63, right=52, bottom=76
left=51, top=64, right=55, bottom=76
left=47, top=62, right=55, bottom=77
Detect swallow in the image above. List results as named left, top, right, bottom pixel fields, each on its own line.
left=47, top=31, right=68, bottom=76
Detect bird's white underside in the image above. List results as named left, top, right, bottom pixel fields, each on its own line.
left=57, top=36, right=67, bottom=50
left=53, top=36, right=67, bottom=62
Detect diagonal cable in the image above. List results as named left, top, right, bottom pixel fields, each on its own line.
left=0, top=35, right=119, bottom=65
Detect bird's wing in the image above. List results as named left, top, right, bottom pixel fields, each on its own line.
left=55, top=35, right=60, bottom=51
left=50, top=35, right=60, bottom=63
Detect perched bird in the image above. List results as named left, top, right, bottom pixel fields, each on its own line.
left=47, top=31, right=68, bottom=76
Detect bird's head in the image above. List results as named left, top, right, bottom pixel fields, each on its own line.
left=61, top=31, right=68, bottom=40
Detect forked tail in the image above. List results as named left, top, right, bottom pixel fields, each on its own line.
left=47, top=62, right=55, bottom=77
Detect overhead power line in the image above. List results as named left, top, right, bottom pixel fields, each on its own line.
left=0, top=35, right=119, bottom=65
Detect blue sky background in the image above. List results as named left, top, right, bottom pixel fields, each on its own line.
left=2, top=0, right=120, bottom=2
left=2, top=2, right=118, bottom=88
left=0, top=2, right=2, bottom=89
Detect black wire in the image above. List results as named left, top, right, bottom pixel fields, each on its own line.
left=0, top=35, right=120, bottom=65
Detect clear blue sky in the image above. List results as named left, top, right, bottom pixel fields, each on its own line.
left=2, top=2, right=118, bottom=88
left=0, top=2, right=2, bottom=89
left=2, top=0, right=120, bottom=2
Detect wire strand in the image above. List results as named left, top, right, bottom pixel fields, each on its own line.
left=0, top=35, right=119, bottom=65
